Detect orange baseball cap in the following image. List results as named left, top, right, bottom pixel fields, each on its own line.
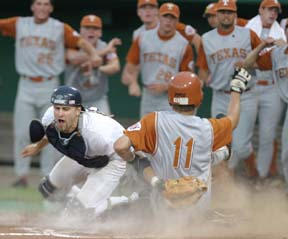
left=137, top=0, right=158, bottom=8
left=203, top=3, right=218, bottom=17
left=80, top=15, right=102, bottom=28
left=217, top=0, right=237, bottom=12
left=260, top=0, right=281, bottom=12
left=159, top=3, right=180, bottom=19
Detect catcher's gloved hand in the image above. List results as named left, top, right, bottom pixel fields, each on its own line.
left=230, top=68, right=251, bottom=94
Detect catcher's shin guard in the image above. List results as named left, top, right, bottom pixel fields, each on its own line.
left=38, top=176, right=57, bottom=200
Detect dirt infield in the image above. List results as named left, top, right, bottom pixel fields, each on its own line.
left=1, top=168, right=288, bottom=239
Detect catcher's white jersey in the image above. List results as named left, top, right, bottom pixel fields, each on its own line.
left=42, top=106, right=124, bottom=160
left=124, top=111, right=232, bottom=181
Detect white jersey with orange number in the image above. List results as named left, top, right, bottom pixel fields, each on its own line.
left=15, top=17, right=80, bottom=78
left=124, top=111, right=232, bottom=182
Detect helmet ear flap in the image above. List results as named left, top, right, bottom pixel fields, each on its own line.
left=168, top=72, right=203, bottom=107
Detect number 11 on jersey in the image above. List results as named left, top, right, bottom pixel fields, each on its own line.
left=173, top=137, right=194, bottom=169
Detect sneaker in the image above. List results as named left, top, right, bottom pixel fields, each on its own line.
left=128, top=192, right=139, bottom=202
left=12, top=177, right=28, bottom=188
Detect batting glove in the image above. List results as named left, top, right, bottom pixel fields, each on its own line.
left=230, top=68, right=251, bottom=94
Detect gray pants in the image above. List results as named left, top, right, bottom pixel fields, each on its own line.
left=140, top=88, right=172, bottom=117
left=82, top=95, right=111, bottom=115
left=281, top=102, right=288, bottom=190
left=254, top=84, right=283, bottom=178
left=211, top=89, right=258, bottom=169
left=13, top=77, right=61, bottom=177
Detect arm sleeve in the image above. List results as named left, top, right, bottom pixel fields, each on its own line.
left=236, top=18, right=248, bottom=27
left=179, top=44, right=194, bottom=71
left=256, top=50, right=272, bottom=71
left=126, top=37, right=140, bottom=65
left=176, top=22, right=195, bottom=42
left=250, top=29, right=262, bottom=49
left=250, top=30, right=273, bottom=70
left=64, top=23, right=81, bottom=49
left=124, top=112, right=157, bottom=154
left=0, top=17, right=18, bottom=37
left=196, top=41, right=209, bottom=71
left=208, top=117, right=233, bottom=151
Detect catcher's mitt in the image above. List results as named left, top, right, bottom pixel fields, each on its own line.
left=162, top=176, right=208, bottom=208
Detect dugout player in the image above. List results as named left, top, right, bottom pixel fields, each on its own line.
left=65, top=14, right=121, bottom=115
left=122, top=2, right=194, bottom=117
left=244, top=39, right=288, bottom=192
left=197, top=0, right=265, bottom=177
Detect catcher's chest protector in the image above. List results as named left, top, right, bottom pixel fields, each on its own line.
left=46, top=124, right=109, bottom=168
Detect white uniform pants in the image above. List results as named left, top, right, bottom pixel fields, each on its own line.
left=49, top=156, right=126, bottom=211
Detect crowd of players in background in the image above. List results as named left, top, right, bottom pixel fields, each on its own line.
left=0, top=0, right=288, bottom=204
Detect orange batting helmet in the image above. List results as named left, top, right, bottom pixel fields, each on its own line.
left=168, top=72, right=203, bottom=107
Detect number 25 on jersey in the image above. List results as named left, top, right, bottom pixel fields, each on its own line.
left=173, top=137, right=194, bottom=169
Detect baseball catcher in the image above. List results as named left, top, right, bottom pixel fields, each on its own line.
left=22, top=86, right=139, bottom=218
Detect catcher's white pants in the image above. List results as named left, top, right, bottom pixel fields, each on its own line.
left=49, top=156, right=126, bottom=214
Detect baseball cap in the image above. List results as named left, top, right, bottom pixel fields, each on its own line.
left=260, top=0, right=281, bottom=12
left=203, top=3, right=218, bottom=17
left=217, top=0, right=237, bottom=12
left=159, top=3, right=180, bottom=19
left=137, top=0, right=158, bottom=8
left=80, top=15, right=102, bottom=28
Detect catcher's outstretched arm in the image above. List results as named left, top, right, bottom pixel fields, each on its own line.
left=21, top=136, right=49, bottom=158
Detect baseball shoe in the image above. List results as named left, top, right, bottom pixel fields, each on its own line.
left=12, top=177, right=28, bottom=188
left=128, top=192, right=139, bottom=203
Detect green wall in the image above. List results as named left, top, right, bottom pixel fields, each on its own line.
left=0, top=1, right=287, bottom=118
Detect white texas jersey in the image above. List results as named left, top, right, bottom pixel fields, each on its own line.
left=42, top=106, right=124, bottom=160
left=132, top=23, right=159, bottom=40
left=271, top=46, right=288, bottom=103
left=199, top=26, right=259, bottom=91
left=152, top=111, right=213, bottom=182
left=15, top=17, right=75, bottom=77
left=125, top=111, right=232, bottom=181
left=138, top=28, right=189, bottom=85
